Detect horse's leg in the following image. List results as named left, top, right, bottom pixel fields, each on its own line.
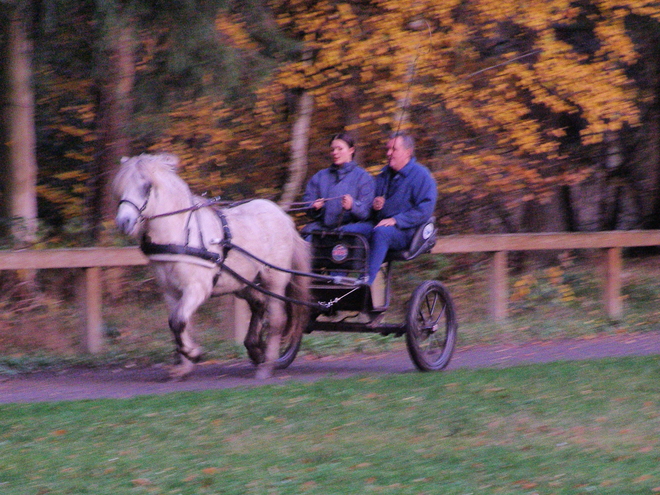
left=242, top=294, right=266, bottom=365
left=255, top=296, right=287, bottom=380
left=165, top=287, right=207, bottom=380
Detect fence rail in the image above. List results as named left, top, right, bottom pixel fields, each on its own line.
left=0, top=247, right=149, bottom=354
left=431, top=230, right=660, bottom=321
left=1, top=230, right=660, bottom=354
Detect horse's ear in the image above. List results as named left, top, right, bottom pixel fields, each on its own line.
left=159, top=153, right=180, bottom=171
left=120, top=156, right=129, bottom=164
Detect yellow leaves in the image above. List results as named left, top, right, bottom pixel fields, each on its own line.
left=215, top=14, right=259, bottom=52
left=54, top=170, right=88, bottom=181
left=64, top=152, right=92, bottom=163
left=56, top=125, right=90, bottom=138
left=594, top=17, right=637, bottom=65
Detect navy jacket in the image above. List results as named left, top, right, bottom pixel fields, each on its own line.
left=374, top=157, right=437, bottom=231
left=303, top=161, right=375, bottom=229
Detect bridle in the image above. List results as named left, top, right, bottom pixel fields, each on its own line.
left=118, top=183, right=152, bottom=220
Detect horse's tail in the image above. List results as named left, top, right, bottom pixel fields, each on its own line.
left=284, top=232, right=311, bottom=341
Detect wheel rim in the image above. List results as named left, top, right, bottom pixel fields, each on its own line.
left=411, top=287, right=450, bottom=363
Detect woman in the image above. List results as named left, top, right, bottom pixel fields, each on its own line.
left=301, top=132, right=375, bottom=235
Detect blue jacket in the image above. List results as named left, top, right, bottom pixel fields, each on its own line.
left=303, top=161, right=375, bottom=229
left=374, top=157, right=437, bottom=231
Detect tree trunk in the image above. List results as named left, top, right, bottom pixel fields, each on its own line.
left=647, top=78, right=660, bottom=229
left=331, top=86, right=361, bottom=159
left=279, top=91, right=313, bottom=211
left=558, top=185, right=577, bottom=232
left=88, top=18, right=135, bottom=243
left=0, top=7, right=38, bottom=247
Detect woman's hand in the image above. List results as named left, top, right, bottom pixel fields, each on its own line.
left=312, top=198, right=325, bottom=210
left=341, top=194, right=353, bottom=211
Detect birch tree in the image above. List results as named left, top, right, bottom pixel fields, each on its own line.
left=0, top=1, right=37, bottom=246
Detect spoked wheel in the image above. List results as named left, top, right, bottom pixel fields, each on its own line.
left=274, top=331, right=302, bottom=369
left=251, top=326, right=303, bottom=370
left=405, top=280, right=457, bottom=371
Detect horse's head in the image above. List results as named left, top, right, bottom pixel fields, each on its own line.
left=112, top=153, right=180, bottom=237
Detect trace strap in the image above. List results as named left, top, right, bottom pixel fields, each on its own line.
left=140, top=239, right=335, bottom=311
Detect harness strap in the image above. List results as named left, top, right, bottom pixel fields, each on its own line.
left=215, top=209, right=232, bottom=260
left=141, top=240, right=224, bottom=264
left=140, top=240, right=325, bottom=310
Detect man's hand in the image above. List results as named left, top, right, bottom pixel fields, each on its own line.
left=376, top=218, right=396, bottom=227
left=341, top=194, right=353, bottom=211
left=312, top=198, right=325, bottom=210
left=373, top=196, right=385, bottom=211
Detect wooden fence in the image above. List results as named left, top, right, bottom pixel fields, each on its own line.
left=0, top=247, right=148, bottom=354
left=1, top=230, right=660, bottom=354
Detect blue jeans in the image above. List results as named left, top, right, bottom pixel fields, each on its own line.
left=341, top=222, right=411, bottom=284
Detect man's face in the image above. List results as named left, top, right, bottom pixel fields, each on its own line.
left=386, top=137, right=412, bottom=172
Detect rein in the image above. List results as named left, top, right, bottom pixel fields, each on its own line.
left=128, top=194, right=357, bottom=310
left=140, top=238, right=334, bottom=311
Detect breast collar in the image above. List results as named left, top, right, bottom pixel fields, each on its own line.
left=140, top=208, right=233, bottom=265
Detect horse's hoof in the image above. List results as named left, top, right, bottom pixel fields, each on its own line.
left=168, top=360, right=195, bottom=380
left=181, top=346, right=203, bottom=364
left=255, top=365, right=274, bottom=380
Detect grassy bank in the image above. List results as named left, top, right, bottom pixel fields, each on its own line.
left=1, top=356, right=659, bottom=494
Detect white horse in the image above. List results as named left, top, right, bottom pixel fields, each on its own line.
left=112, top=153, right=310, bottom=379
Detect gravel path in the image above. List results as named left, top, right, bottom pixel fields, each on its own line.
left=1, top=331, right=659, bottom=404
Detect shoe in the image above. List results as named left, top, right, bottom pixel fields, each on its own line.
left=331, top=275, right=358, bottom=285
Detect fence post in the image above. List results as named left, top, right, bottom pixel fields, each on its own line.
left=80, top=267, right=103, bottom=354
left=489, top=251, right=508, bottom=321
left=603, top=247, right=622, bottom=320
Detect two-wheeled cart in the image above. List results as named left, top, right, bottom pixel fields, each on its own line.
left=267, top=218, right=458, bottom=371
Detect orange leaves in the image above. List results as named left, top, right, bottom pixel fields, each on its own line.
left=135, top=0, right=652, bottom=220
left=215, top=14, right=260, bottom=52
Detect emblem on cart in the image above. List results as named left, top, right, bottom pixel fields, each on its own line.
left=331, top=243, right=349, bottom=263
left=422, top=223, right=434, bottom=240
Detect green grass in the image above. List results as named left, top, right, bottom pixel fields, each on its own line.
left=1, top=357, right=659, bottom=494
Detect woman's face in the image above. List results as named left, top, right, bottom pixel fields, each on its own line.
left=331, top=139, right=354, bottom=166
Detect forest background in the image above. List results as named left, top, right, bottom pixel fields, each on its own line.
left=2, top=0, right=660, bottom=249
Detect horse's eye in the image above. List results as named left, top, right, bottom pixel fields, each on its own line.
left=142, top=183, right=152, bottom=196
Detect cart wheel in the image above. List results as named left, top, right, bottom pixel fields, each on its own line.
left=274, top=331, right=302, bottom=369
left=405, top=280, right=457, bottom=371
left=251, top=327, right=302, bottom=370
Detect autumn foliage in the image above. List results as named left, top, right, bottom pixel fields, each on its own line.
left=30, top=0, right=660, bottom=241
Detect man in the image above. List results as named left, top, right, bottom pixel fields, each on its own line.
left=344, top=132, right=437, bottom=284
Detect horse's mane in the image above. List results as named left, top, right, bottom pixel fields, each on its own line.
left=113, top=153, right=192, bottom=200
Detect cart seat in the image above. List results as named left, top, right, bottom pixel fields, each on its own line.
left=386, top=217, right=437, bottom=262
